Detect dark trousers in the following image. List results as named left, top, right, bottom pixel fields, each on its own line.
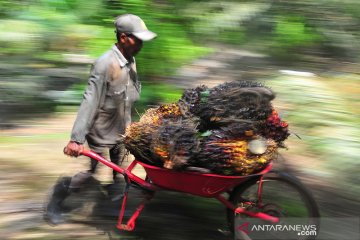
left=89, top=143, right=125, bottom=180
left=68, top=143, right=125, bottom=189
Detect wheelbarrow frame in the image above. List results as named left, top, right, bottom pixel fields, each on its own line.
left=81, top=150, right=279, bottom=231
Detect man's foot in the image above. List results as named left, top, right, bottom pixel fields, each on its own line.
left=44, top=204, right=65, bottom=225
left=44, top=177, right=71, bottom=225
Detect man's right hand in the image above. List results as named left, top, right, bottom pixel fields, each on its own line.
left=64, top=141, right=84, bottom=157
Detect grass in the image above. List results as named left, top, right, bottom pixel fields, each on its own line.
left=0, top=133, right=69, bottom=144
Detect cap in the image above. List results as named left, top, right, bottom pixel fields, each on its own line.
left=114, top=14, right=157, bottom=41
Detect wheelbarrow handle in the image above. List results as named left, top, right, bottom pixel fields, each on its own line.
left=81, top=150, right=126, bottom=175
left=80, top=150, right=157, bottom=191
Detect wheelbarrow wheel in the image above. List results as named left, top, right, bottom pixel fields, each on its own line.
left=227, top=170, right=320, bottom=240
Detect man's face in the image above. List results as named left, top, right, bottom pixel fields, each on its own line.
left=120, top=33, right=143, bottom=58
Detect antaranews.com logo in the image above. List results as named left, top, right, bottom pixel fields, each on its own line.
left=235, top=217, right=360, bottom=240
left=237, top=222, right=317, bottom=238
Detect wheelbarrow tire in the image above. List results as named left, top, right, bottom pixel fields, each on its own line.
left=227, top=170, right=320, bottom=240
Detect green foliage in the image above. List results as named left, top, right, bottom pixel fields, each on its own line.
left=136, top=23, right=211, bottom=76
left=0, top=0, right=210, bottom=75
left=181, top=1, right=270, bottom=41
left=0, top=0, right=27, bottom=18
left=83, top=0, right=211, bottom=77
left=273, top=17, right=321, bottom=47
left=270, top=16, right=322, bottom=58
left=84, top=27, right=115, bottom=57
left=0, top=20, right=44, bottom=54
left=179, top=0, right=359, bottom=61
left=133, top=82, right=183, bottom=120
left=140, top=82, right=182, bottom=104
left=0, top=0, right=211, bottom=122
left=218, top=27, right=247, bottom=45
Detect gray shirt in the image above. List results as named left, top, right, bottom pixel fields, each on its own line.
left=70, top=45, right=141, bottom=151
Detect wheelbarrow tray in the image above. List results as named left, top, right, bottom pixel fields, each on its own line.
left=136, top=161, right=273, bottom=197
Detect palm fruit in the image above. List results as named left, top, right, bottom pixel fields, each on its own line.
left=179, top=81, right=275, bottom=130
left=151, top=119, right=199, bottom=170
left=259, top=109, right=290, bottom=143
left=195, top=131, right=278, bottom=175
left=124, top=103, right=184, bottom=165
left=124, top=121, right=160, bottom=165
left=124, top=81, right=289, bottom=176
left=178, top=85, right=209, bottom=117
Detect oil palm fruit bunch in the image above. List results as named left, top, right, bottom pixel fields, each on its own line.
left=179, top=81, right=275, bottom=130
left=125, top=81, right=289, bottom=175
left=259, top=110, right=290, bottom=143
left=195, top=129, right=278, bottom=175
left=124, top=121, right=160, bottom=165
left=178, top=85, right=209, bottom=117
left=124, top=103, right=183, bottom=166
left=151, top=119, right=199, bottom=170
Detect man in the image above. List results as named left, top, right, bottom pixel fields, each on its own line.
left=45, top=14, right=156, bottom=225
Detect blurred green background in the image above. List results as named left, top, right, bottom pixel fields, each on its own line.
left=0, top=0, right=359, bottom=239
left=1, top=0, right=359, bottom=121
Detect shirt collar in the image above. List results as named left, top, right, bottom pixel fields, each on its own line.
left=112, top=44, right=128, bottom=68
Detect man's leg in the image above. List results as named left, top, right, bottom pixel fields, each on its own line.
left=88, top=143, right=104, bottom=173
left=45, top=146, right=103, bottom=225
left=69, top=146, right=103, bottom=189
left=106, top=143, right=127, bottom=203
left=90, top=158, right=99, bottom=174
left=109, top=143, right=126, bottom=182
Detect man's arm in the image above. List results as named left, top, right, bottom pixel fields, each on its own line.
left=64, top=62, right=106, bottom=157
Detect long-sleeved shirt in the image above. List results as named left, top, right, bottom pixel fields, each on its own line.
left=70, top=45, right=141, bottom=151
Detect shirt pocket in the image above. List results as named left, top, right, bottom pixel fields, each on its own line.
left=127, top=87, right=140, bottom=104
left=101, top=84, right=126, bottom=112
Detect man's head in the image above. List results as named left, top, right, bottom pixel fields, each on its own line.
left=114, top=14, right=156, bottom=59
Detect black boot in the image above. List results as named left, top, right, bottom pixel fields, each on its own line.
left=44, top=177, right=71, bottom=225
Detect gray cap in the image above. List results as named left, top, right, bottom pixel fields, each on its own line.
left=114, top=14, right=157, bottom=41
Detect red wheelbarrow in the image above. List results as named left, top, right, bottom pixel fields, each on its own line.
left=80, top=150, right=319, bottom=239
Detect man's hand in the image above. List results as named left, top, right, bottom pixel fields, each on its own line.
left=64, top=141, right=84, bottom=157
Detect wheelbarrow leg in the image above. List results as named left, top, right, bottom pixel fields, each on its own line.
left=116, top=175, right=154, bottom=231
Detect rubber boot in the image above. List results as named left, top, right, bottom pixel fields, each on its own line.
left=44, top=177, right=71, bottom=225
